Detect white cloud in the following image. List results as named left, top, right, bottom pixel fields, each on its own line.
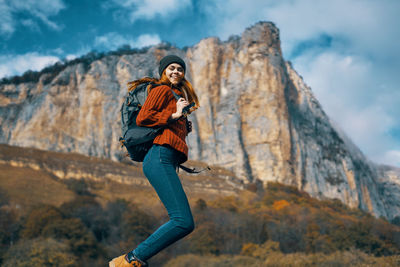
left=106, top=0, right=192, bottom=22
left=197, top=0, right=269, bottom=39
left=0, top=32, right=161, bottom=79
left=293, top=50, right=400, bottom=164
left=0, top=0, right=65, bottom=36
left=94, top=32, right=161, bottom=51
left=199, top=0, right=400, bottom=59
left=382, top=150, right=400, bottom=167
left=134, top=34, right=162, bottom=47
left=263, top=0, right=400, bottom=63
left=0, top=53, right=60, bottom=78
left=294, top=52, right=373, bottom=110
left=0, top=0, right=14, bottom=35
left=65, top=54, right=77, bottom=61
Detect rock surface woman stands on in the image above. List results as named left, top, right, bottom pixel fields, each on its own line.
left=109, top=55, right=200, bottom=267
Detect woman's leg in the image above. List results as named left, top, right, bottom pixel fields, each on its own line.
left=132, top=145, right=194, bottom=261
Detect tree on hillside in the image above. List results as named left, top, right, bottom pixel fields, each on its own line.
left=2, top=238, right=77, bottom=267
left=21, top=205, right=64, bottom=239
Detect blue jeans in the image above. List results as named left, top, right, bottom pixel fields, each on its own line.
left=132, top=145, right=195, bottom=261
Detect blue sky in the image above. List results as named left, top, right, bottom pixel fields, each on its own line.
left=1, top=0, right=399, bottom=167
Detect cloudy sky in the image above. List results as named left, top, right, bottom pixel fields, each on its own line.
left=1, top=0, right=399, bottom=167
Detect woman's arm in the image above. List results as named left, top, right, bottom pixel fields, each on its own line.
left=136, top=85, right=174, bottom=127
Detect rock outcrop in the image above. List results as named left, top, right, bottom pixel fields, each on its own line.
left=1, top=21, right=399, bottom=220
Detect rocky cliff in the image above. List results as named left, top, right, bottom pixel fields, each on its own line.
left=1, top=21, right=399, bottom=220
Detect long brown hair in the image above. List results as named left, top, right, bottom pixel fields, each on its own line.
left=127, top=71, right=200, bottom=110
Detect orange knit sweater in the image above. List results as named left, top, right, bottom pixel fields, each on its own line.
left=136, top=85, right=188, bottom=162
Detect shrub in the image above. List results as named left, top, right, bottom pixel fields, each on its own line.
left=21, top=205, right=64, bottom=239
left=41, top=217, right=99, bottom=258
left=2, top=238, right=77, bottom=267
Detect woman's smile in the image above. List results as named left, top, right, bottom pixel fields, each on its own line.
left=166, top=63, right=184, bottom=85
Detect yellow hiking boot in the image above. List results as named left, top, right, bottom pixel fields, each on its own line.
left=108, top=253, right=147, bottom=267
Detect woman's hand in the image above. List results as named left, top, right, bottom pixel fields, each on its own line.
left=171, top=98, right=189, bottom=120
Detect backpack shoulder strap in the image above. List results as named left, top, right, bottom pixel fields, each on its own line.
left=178, top=164, right=211, bottom=174
left=170, top=88, right=182, bottom=100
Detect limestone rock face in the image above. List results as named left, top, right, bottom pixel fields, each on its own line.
left=186, top=23, right=292, bottom=184
left=0, top=22, right=399, bottom=220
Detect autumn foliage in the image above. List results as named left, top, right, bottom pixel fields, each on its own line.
left=0, top=181, right=400, bottom=266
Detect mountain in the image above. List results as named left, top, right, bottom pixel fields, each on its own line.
left=0, top=21, right=399, bottom=220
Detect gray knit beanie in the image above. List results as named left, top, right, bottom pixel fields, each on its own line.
left=158, top=55, right=186, bottom=76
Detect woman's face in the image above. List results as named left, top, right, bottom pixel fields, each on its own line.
left=165, top=63, right=184, bottom=85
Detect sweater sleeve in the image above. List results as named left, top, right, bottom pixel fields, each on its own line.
left=136, top=85, right=175, bottom=127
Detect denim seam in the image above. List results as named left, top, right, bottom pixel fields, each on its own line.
left=142, top=145, right=154, bottom=169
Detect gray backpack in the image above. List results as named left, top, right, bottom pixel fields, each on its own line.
left=119, top=82, right=162, bottom=162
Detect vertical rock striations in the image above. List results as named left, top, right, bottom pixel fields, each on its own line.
left=0, top=22, right=399, bottom=220
left=186, top=23, right=292, bottom=184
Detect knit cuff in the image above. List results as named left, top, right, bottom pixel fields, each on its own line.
left=167, top=115, right=180, bottom=124
left=160, top=109, right=174, bottom=125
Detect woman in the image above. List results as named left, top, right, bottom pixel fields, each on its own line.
left=109, top=55, right=200, bottom=267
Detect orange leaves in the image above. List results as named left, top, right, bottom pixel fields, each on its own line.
left=272, top=199, right=290, bottom=211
